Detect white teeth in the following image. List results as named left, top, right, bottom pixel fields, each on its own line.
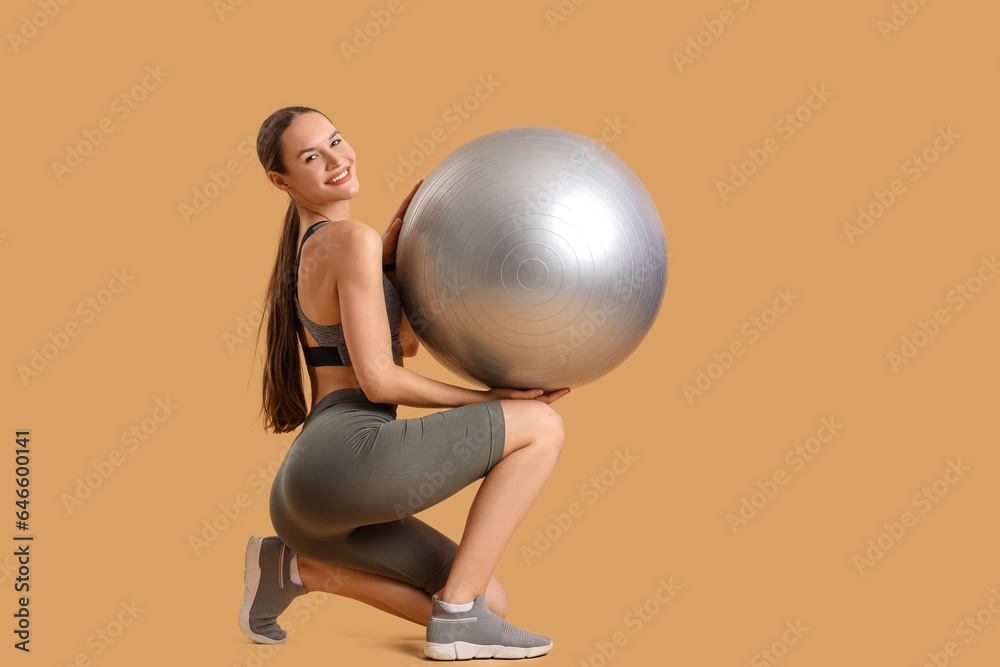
left=329, top=166, right=349, bottom=183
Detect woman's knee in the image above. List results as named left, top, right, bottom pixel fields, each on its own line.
left=500, top=400, right=564, bottom=458
left=534, top=402, right=564, bottom=457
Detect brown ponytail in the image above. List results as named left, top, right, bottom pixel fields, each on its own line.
left=252, top=106, right=331, bottom=433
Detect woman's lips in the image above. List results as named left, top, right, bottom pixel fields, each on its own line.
left=327, top=165, right=352, bottom=186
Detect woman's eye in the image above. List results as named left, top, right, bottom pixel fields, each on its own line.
left=306, top=140, right=340, bottom=162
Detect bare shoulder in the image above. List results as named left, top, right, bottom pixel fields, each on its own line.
left=300, top=219, right=377, bottom=261
left=338, top=219, right=381, bottom=243
left=302, top=220, right=380, bottom=285
left=336, top=220, right=382, bottom=260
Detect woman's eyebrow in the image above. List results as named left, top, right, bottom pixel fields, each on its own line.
left=297, top=131, right=340, bottom=158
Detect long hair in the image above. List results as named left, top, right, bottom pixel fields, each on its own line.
left=252, top=106, right=331, bottom=433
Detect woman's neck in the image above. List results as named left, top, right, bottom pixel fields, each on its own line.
left=297, top=200, right=351, bottom=225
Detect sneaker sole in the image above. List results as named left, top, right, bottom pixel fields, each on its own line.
left=238, top=536, right=286, bottom=645
left=424, top=640, right=553, bottom=660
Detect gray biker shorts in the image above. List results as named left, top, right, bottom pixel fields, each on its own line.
left=269, top=388, right=506, bottom=595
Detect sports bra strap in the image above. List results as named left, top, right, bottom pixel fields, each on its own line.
left=294, top=220, right=334, bottom=278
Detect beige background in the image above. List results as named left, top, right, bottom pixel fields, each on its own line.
left=4, top=0, right=999, bottom=665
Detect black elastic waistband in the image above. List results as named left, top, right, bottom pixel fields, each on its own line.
left=309, top=388, right=397, bottom=417
left=303, top=346, right=346, bottom=366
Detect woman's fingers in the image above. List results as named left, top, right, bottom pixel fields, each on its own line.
left=495, top=388, right=543, bottom=400
left=489, top=386, right=571, bottom=402
left=530, top=387, right=570, bottom=403
left=511, top=389, right=544, bottom=399
left=391, top=179, right=425, bottom=223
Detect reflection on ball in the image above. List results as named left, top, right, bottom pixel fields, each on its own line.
left=397, top=126, right=667, bottom=391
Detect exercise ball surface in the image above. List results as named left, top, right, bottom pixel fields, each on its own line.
left=396, top=126, right=667, bottom=391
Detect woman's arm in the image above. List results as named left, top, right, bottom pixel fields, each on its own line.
left=398, top=307, right=420, bottom=357
left=339, top=223, right=488, bottom=409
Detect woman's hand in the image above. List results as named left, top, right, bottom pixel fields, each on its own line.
left=382, top=179, right=424, bottom=265
left=486, top=387, right=571, bottom=403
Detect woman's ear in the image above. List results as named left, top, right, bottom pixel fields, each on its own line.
left=267, top=171, right=288, bottom=191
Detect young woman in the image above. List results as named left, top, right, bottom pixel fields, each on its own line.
left=238, top=106, right=571, bottom=661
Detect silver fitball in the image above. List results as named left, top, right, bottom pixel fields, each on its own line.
left=396, top=126, right=667, bottom=391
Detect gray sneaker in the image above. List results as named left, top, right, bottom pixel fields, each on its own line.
left=425, top=594, right=553, bottom=660
left=238, top=536, right=307, bottom=644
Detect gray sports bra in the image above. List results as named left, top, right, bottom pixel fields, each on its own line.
left=294, top=220, right=405, bottom=367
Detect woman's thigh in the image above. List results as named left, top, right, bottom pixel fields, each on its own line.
left=271, top=398, right=507, bottom=550
left=361, top=400, right=507, bottom=516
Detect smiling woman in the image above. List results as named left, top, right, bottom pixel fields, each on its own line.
left=239, top=106, right=571, bottom=660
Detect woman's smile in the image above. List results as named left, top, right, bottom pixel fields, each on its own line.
left=325, top=164, right=353, bottom=186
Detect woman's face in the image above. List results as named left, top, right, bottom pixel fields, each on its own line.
left=271, top=111, right=358, bottom=203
